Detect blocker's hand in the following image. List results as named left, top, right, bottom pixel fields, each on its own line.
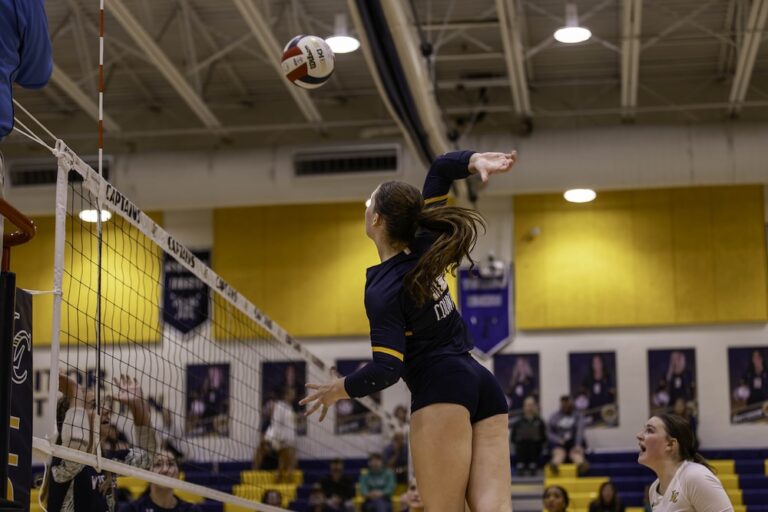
left=299, top=369, right=349, bottom=422
left=468, top=150, right=517, bottom=183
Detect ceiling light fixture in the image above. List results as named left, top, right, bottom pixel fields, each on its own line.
left=564, top=189, right=596, bottom=203
left=79, top=209, right=112, bottom=223
left=326, top=13, right=360, bottom=54
left=554, top=1, right=592, bottom=44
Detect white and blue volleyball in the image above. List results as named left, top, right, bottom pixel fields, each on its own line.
left=281, top=35, right=335, bottom=89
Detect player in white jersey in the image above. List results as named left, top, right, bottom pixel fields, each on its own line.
left=637, top=413, right=733, bottom=512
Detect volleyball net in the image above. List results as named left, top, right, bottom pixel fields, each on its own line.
left=9, top=107, right=390, bottom=512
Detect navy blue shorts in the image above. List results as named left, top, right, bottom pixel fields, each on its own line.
left=408, top=353, right=508, bottom=424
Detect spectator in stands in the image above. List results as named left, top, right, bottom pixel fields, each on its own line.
left=261, top=489, right=282, bottom=507
left=637, top=413, right=732, bottom=511
left=320, top=458, right=356, bottom=512
left=543, top=485, right=569, bottom=512
left=306, top=482, right=339, bottom=512
left=252, top=435, right=279, bottom=471
left=121, top=450, right=201, bottom=512
left=547, top=395, right=588, bottom=476
left=588, top=482, right=625, bottom=512
left=384, top=430, right=409, bottom=484
left=265, top=386, right=297, bottom=482
left=510, top=396, right=546, bottom=476
left=671, top=398, right=698, bottom=451
left=398, top=478, right=423, bottom=512
left=359, top=452, right=395, bottom=512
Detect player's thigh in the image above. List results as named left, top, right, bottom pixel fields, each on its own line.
left=411, top=403, right=473, bottom=512
left=466, top=413, right=512, bottom=512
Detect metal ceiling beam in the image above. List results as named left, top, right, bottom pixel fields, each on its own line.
left=728, top=0, right=768, bottom=115
left=50, top=64, right=122, bottom=133
left=620, top=0, right=642, bottom=120
left=109, top=0, right=222, bottom=129
left=496, top=0, right=531, bottom=118
left=717, top=0, right=738, bottom=76
left=231, top=0, right=323, bottom=124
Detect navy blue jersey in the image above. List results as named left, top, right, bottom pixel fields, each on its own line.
left=121, top=494, right=202, bottom=512
left=345, top=151, right=476, bottom=397
left=0, top=0, right=53, bottom=139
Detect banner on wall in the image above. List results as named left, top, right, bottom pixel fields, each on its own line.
left=334, top=359, right=383, bottom=435
left=568, top=352, right=619, bottom=428
left=186, top=363, right=230, bottom=437
left=9, top=289, right=32, bottom=510
left=458, top=265, right=513, bottom=358
left=647, top=349, right=697, bottom=418
left=493, top=353, right=539, bottom=420
left=163, top=251, right=210, bottom=334
left=262, top=361, right=307, bottom=436
left=728, top=346, right=768, bottom=424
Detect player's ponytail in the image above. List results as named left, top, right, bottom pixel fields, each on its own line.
left=372, top=181, right=485, bottom=306
left=658, top=413, right=715, bottom=473
left=406, top=205, right=485, bottom=306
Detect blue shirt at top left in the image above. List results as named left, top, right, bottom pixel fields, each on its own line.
left=0, top=0, right=53, bottom=140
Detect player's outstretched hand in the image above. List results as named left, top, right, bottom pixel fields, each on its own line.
left=469, top=150, right=517, bottom=183
left=299, top=368, right=349, bottom=422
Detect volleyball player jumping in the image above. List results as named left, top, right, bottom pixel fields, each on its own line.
left=301, top=150, right=517, bottom=511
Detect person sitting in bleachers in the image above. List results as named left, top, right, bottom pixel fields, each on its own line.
left=359, top=453, right=395, bottom=512
left=383, top=431, right=409, bottom=485
left=120, top=450, right=201, bottom=512
left=305, top=482, right=340, bottom=512
left=510, top=396, right=546, bottom=476
left=261, top=489, right=282, bottom=507
left=398, top=478, right=423, bottom=512
left=319, top=458, right=356, bottom=512
left=547, top=395, right=588, bottom=476
left=543, top=485, right=570, bottom=512
left=588, top=482, right=625, bottom=512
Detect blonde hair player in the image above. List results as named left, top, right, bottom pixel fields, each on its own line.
left=637, top=413, right=733, bottom=512
left=301, top=150, right=517, bottom=511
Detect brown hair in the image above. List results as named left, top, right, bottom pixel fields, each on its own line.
left=373, top=181, right=485, bottom=306
left=657, top=413, right=714, bottom=473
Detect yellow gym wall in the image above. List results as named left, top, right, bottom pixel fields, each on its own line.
left=514, top=185, right=768, bottom=329
left=213, top=203, right=460, bottom=339
left=7, top=213, right=163, bottom=345
left=213, top=203, right=377, bottom=338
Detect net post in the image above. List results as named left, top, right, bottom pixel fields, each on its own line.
left=47, top=153, right=69, bottom=446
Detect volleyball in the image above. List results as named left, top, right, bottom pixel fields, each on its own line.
left=281, top=35, right=335, bottom=89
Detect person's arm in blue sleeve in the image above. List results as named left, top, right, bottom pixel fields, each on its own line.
left=344, top=293, right=406, bottom=398
left=15, top=0, right=53, bottom=88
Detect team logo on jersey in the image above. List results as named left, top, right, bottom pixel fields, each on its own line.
left=670, top=490, right=679, bottom=503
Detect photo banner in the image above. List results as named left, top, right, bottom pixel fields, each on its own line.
left=334, top=359, right=383, bottom=435
left=493, top=353, right=540, bottom=419
left=186, top=363, right=230, bottom=437
left=647, top=349, right=697, bottom=417
left=728, top=346, right=768, bottom=424
left=568, top=352, right=619, bottom=428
